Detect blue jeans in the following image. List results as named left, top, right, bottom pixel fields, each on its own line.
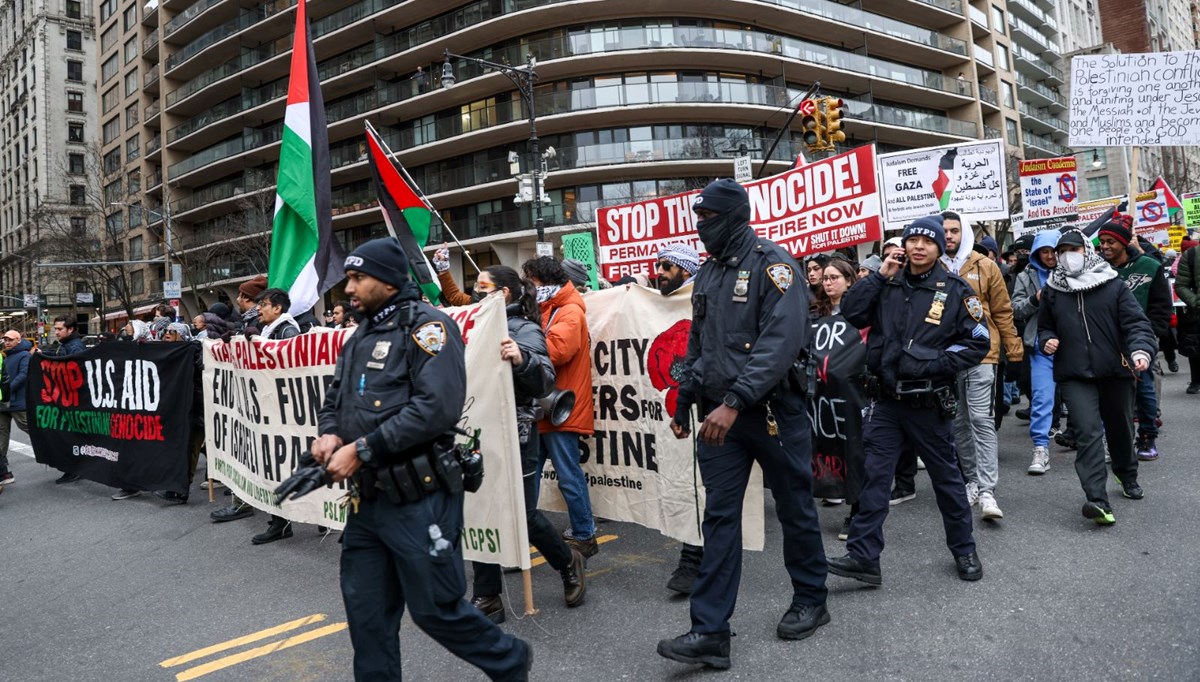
left=1004, top=381, right=1021, bottom=406
left=537, top=432, right=595, bottom=540
left=1135, top=368, right=1158, bottom=440
left=1029, top=352, right=1056, bottom=447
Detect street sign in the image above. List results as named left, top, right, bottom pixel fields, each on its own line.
left=163, top=280, right=181, bottom=298
left=734, top=155, right=753, bottom=183
left=799, top=99, right=817, bottom=116
left=23, top=294, right=37, bottom=309
left=535, top=242, right=554, bottom=257
left=75, top=292, right=94, bottom=304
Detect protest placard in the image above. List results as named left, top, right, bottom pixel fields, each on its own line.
left=1020, top=157, right=1078, bottom=232
left=1184, top=192, right=1200, bottom=232
left=809, top=313, right=868, bottom=501
left=561, top=232, right=600, bottom=290
left=1075, top=190, right=1170, bottom=246
left=30, top=342, right=195, bottom=493
left=538, top=285, right=766, bottom=550
left=1069, top=51, right=1200, bottom=147
left=877, top=139, right=1009, bottom=230
left=596, top=146, right=882, bottom=281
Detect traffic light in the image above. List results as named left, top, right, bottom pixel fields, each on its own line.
left=823, top=97, right=845, bottom=147
left=801, top=99, right=825, bottom=153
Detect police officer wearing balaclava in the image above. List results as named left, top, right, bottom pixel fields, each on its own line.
left=656, top=179, right=829, bottom=670
left=312, top=237, right=531, bottom=681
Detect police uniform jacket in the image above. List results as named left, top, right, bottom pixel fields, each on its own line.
left=681, top=222, right=811, bottom=410
left=317, top=295, right=467, bottom=465
left=840, top=263, right=990, bottom=394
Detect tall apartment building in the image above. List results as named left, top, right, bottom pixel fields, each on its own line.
left=92, top=0, right=1065, bottom=321
left=0, top=0, right=98, bottom=336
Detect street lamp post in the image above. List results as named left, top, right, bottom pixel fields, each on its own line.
left=440, top=49, right=548, bottom=244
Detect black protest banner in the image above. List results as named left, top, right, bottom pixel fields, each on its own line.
left=29, top=342, right=194, bottom=493
left=808, top=314, right=868, bottom=500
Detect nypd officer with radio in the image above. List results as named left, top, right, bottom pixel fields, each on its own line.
left=656, top=179, right=829, bottom=671
left=312, top=237, right=531, bottom=681
left=831, top=215, right=987, bottom=586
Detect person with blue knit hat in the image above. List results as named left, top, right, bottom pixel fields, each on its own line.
left=829, top=212, right=988, bottom=587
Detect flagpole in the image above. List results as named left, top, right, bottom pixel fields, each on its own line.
left=364, top=121, right=482, bottom=274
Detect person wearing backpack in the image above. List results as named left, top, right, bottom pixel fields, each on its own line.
left=0, top=331, right=32, bottom=486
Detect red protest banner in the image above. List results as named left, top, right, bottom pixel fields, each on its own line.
left=596, top=145, right=882, bottom=281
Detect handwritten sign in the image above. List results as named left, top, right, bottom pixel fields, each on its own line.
left=1069, top=51, right=1200, bottom=147
left=1020, top=157, right=1078, bottom=232
left=1184, top=192, right=1200, bottom=232
left=877, top=139, right=1009, bottom=230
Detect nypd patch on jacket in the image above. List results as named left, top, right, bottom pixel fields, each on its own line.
left=317, top=300, right=466, bottom=465
left=840, top=263, right=990, bottom=393
left=680, top=237, right=812, bottom=408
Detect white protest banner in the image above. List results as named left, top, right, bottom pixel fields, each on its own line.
left=1020, top=157, right=1078, bottom=232
left=1010, top=212, right=1027, bottom=238
left=1068, top=51, right=1200, bottom=147
left=1134, top=189, right=1170, bottom=248
left=878, top=138, right=1009, bottom=230
left=537, top=285, right=766, bottom=550
left=203, top=296, right=530, bottom=568
left=596, top=145, right=882, bottom=281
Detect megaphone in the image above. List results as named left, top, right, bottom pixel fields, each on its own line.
left=538, top=388, right=576, bottom=426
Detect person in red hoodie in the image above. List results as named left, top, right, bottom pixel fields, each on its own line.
left=522, top=256, right=599, bottom=559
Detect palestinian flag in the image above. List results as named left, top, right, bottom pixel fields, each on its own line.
left=932, top=148, right=958, bottom=211
left=364, top=123, right=442, bottom=304
left=1152, top=176, right=1183, bottom=224
left=267, top=0, right=345, bottom=315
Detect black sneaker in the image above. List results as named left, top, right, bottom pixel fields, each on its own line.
left=837, top=516, right=852, bottom=542
left=1055, top=431, right=1078, bottom=450
left=1188, top=383, right=1200, bottom=395
left=211, top=502, right=254, bottom=523
left=55, top=472, right=81, bottom=484
left=470, top=594, right=505, bottom=624
left=1015, top=407, right=1031, bottom=421
left=826, top=553, right=882, bottom=586
left=1169, top=360, right=1180, bottom=373
left=251, top=519, right=292, bottom=545
left=776, top=602, right=830, bottom=640
left=153, top=490, right=189, bottom=505
left=889, top=487, right=916, bottom=505
left=955, top=551, right=983, bottom=581
left=562, top=531, right=598, bottom=559
left=1118, top=479, right=1144, bottom=500
left=0, top=471, right=14, bottom=485
left=111, top=488, right=141, bottom=500
left=561, top=549, right=587, bottom=607
left=656, top=631, right=731, bottom=669
left=1082, top=501, right=1116, bottom=526
left=666, top=564, right=699, bottom=595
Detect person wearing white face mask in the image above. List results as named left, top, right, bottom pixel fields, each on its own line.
left=1037, top=229, right=1157, bottom=526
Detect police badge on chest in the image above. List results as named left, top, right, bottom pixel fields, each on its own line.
left=733, top=270, right=751, bottom=303
left=925, top=292, right=947, bottom=325
left=366, top=340, right=391, bottom=369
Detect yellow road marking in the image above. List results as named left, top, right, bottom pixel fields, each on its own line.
left=159, top=614, right=328, bottom=668
left=174, top=622, right=348, bottom=682
left=529, top=533, right=619, bottom=568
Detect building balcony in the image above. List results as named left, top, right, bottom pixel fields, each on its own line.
left=163, top=0, right=297, bottom=77
left=142, top=28, right=160, bottom=60
left=1023, top=130, right=1068, bottom=157
left=1019, top=101, right=1068, bottom=136
left=1013, top=43, right=1064, bottom=85
left=162, top=0, right=230, bottom=43
left=1016, top=72, right=1066, bottom=111
left=1009, top=15, right=1061, bottom=58
left=1008, top=0, right=1058, bottom=35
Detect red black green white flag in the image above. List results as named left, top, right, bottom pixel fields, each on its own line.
left=1152, top=176, right=1183, bottom=224
left=364, top=122, right=442, bottom=304
left=267, top=0, right=345, bottom=315
left=932, top=148, right=958, bottom=211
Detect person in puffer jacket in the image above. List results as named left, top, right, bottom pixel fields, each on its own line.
left=1011, top=230, right=1060, bottom=475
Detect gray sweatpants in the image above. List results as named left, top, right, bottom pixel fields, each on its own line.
left=954, top=364, right=998, bottom=495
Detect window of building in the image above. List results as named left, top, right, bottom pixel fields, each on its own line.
left=67, top=91, right=84, bottom=112
left=102, top=85, right=119, bottom=113
left=70, top=216, right=87, bottom=232
left=129, top=235, right=144, bottom=260
left=101, top=55, right=119, bottom=83
left=69, top=184, right=86, bottom=205
left=1087, top=175, right=1111, bottom=199
left=66, top=1, right=81, bottom=19
left=102, top=116, right=120, bottom=144
left=126, top=136, right=139, bottom=161
left=66, top=60, right=83, bottom=82
left=128, top=171, right=141, bottom=195
left=128, top=202, right=142, bottom=228
left=105, top=212, right=122, bottom=234
left=68, top=121, right=84, bottom=143
left=124, top=70, right=137, bottom=96
left=125, top=102, right=138, bottom=129
left=1005, top=117, right=1019, bottom=145
left=104, top=179, right=122, bottom=205
left=994, top=43, right=1009, bottom=72
left=1092, top=148, right=1107, bottom=166
left=101, top=25, right=117, bottom=53
left=130, top=271, right=144, bottom=296
left=100, top=0, right=116, bottom=22
left=124, top=4, right=136, bottom=31
left=66, top=30, right=83, bottom=51
left=991, top=6, right=1006, bottom=33
left=1002, top=81, right=1015, bottom=108
left=68, top=152, right=85, bottom=174
left=124, top=37, right=137, bottom=64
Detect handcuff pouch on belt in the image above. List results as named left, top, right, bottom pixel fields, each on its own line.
left=372, top=428, right=485, bottom=503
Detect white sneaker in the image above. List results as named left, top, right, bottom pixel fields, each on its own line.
left=965, top=480, right=980, bottom=507
left=1028, top=446, right=1050, bottom=475
left=979, top=492, right=1004, bottom=520
left=916, top=457, right=926, bottom=470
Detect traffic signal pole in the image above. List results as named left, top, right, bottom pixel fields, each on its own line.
left=756, top=81, right=821, bottom=179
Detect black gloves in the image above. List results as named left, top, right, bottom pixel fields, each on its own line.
left=274, top=465, right=330, bottom=503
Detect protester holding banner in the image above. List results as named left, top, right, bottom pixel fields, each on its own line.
left=153, top=323, right=203, bottom=505
left=939, top=212, right=1021, bottom=521
left=432, top=244, right=474, bottom=307
left=1038, top=229, right=1156, bottom=526
left=1097, top=219, right=1171, bottom=461
left=1173, top=238, right=1200, bottom=393
left=1011, top=230, right=1061, bottom=475
left=468, top=266, right=587, bottom=621
left=831, top=214, right=986, bottom=587
left=523, top=256, right=599, bottom=560
left=0, top=330, right=31, bottom=486
left=810, top=260, right=868, bottom=541
left=657, top=179, right=829, bottom=671
left=314, top=238, right=532, bottom=680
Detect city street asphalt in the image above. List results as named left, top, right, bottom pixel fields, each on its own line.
left=2, top=370, right=1198, bottom=681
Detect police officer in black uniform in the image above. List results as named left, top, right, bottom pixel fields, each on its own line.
left=313, top=238, right=531, bottom=681
left=830, top=215, right=987, bottom=586
left=656, top=179, right=829, bottom=670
